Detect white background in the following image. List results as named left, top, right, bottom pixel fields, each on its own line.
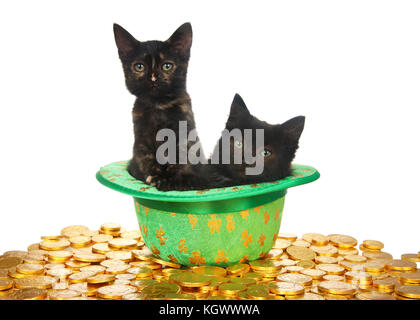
left=0, top=0, right=419, bottom=258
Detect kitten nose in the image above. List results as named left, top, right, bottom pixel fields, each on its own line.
left=151, top=74, right=157, bottom=82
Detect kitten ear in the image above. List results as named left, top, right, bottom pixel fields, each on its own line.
left=113, top=23, right=139, bottom=57
left=281, top=116, right=305, bottom=143
left=229, top=94, right=251, bottom=119
left=167, top=23, right=192, bottom=54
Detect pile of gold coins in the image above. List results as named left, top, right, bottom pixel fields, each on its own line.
left=1, top=225, right=419, bottom=300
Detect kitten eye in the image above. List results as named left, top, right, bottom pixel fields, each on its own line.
left=261, top=150, right=272, bottom=157
left=234, top=140, right=242, bottom=148
left=133, top=63, right=145, bottom=72
left=162, top=63, right=173, bottom=71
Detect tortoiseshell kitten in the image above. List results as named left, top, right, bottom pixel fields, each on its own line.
left=208, top=94, right=306, bottom=187
left=113, top=23, right=205, bottom=190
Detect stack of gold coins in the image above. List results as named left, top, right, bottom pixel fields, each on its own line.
left=0, top=225, right=419, bottom=300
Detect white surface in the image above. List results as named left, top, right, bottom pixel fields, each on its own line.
left=0, top=1, right=419, bottom=257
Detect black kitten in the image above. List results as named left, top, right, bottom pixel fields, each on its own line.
left=113, top=23, right=205, bottom=190
left=208, top=94, right=305, bottom=187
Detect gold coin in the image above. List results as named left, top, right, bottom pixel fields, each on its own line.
left=0, top=256, right=23, bottom=269
left=166, top=293, right=196, bottom=300
left=242, top=272, right=264, bottom=281
left=316, top=264, right=345, bottom=275
left=363, top=261, right=385, bottom=273
left=39, top=239, right=70, bottom=251
left=401, top=253, right=420, bottom=263
left=373, top=277, right=398, bottom=290
left=277, top=233, right=298, bottom=241
left=108, top=238, right=137, bottom=250
left=120, top=230, right=142, bottom=240
left=339, top=261, right=366, bottom=271
left=68, top=282, right=95, bottom=296
left=229, top=277, right=257, bottom=286
left=249, top=259, right=283, bottom=271
left=294, top=292, right=325, bottom=300
left=27, top=243, right=40, bottom=252
left=101, top=222, right=121, bottom=232
left=292, top=240, right=311, bottom=248
left=0, top=269, right=9, bottom=279
left=46, top=268, right=73, bottom=278
left=142, top=282, right=181, bottom=296
left=87, top=273, right=116, bottom=284
left=23, top=253, right=45, bottom=265
left=132, top=248, right=153, bottom=261
left=106, top=264, right=130, bottom=275
left=0, top=279, right=13, bottom=291
left=322, top=275, right=344, bottom=281
left=61, top=225, right=90, bottom=238
left=385, top=259, right=417, bottom=272
left=286, top=246, right=316, bottom=261
left=80, top=265, right=106, bottom=274
left=52, top=281, right=69, bottom=290
left=130, top=278, right=158, bottom=290
left=273, top=239, right=292, bottom=250
left=8, top=288, right=47, bottom=300
left=219, top=283, right=247, bottom=296
left=344, top=255, right=367, bottom=263
left=130, top=261, right=161, bottom=269
left=15, top=263, right=44, bottom=275
left=47, top=250, right=73, bottom=262
left=318, top=280, right=356, bottom=295
left=245, top=284, right=270, bottom=300
left=73, top=252, right=105, bottom=263
left=192, top=266, right=226, bottom=277
left=277, top=273, right=313, bottom=286
left=268, top=282, right=305, bottom=295
left=91, top=234, right=114, bottom=244
left=362, top=240, right=384, bottom=250
left=300, top=269, right=326, bottom=280
left=13, top=275, right=55, bottom=290
left=92, top=243, right=111, bottom=254
left=302, top=233, right=329, bottom=246
left=398, top=271, right=420, bottom=285
left=97, top=284, right=137, bottom=299
left=264, top=249, right=284, bottom=260
left=127, top=267, right=153, bottom=278
left=344, top=271, right=373, bottom=283
left=278, top=259, right=297, bottom=267
left=122, top=292, right=148, bottom=300
left=68, top=271, right=97, bottom=283
left=65, top=260, right=90, bottom=270
left=226, top=263, right=248, bottom=274
left=169, top=272, right=211, bottom=288
left=69, top=236, right=91, bottom=248
left=150, top=256, right=181, bottom=269
left=315, top=256, right=338, bottom=264
left=100, top=259, right=127, bottom=268
left=337, top=248, right=359, bottom=256
left=394, top=285, right=420, bottom=299
left=328, top=234, right=357, bottom=248
left=41, top=235, right=62, bottom=241
left=310, top=245, right=338, bottom=257
left=3, top=251, right=28, bottom=259
left=362, top=251, right=393, bottom=261
left=296, top=260, right=315, bottom=269
left=394, top=294, right=419, bottom=300
left=49, top=289, right=81, bottom=300
left=285, top=266, right=305, bottom=273
left=105, top=250, right=132, bottom=262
